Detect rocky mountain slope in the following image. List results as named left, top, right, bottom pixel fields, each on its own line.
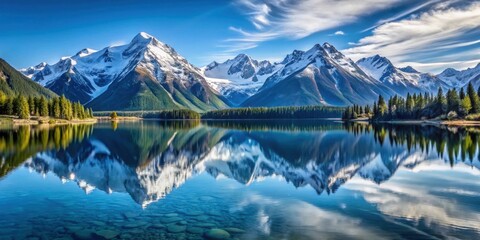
left=202, top=54, right=281, bottom=106
left=241, top=43, right=396, bottom=107
left=19, top=37, right=479, bottom=109
left=356, top=55, right=448, bottom=96
left=0, top=59, right=56, bottom=98
left=20, top=32, right=229, bottom=111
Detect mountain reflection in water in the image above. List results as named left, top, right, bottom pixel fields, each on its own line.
left=1, top=121, right=479, bottom=208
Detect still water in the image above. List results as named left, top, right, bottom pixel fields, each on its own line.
left=0, top=120, right=479, bottom=240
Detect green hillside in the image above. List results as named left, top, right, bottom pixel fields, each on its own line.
left=0, top=58, right=57, bottom=98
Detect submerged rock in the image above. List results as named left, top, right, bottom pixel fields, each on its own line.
left=72, top=230, right=93, bottom=240
left=160, top=216, right=183, bottom=224
left=224, top=227, right=245, bottom=234
left=204, top=228, right=231, bottom=240
left=167, top=224, right=187, bottom=233
left=194, top=222, right=216, bottom=228
left=94, top=230, right=119, bottom=239
left=187, top=227, right=205, bottom=234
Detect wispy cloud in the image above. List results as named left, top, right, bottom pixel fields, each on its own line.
left=362, top=0, right=441, bottom=33
left=227, top=0, right=401, bottom=51
left=344, top=2, right=480, bottom=73
left=333, top=31, right=345, bottom=36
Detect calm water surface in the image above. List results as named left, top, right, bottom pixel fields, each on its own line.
left=1, top=120, right=479, bottom=240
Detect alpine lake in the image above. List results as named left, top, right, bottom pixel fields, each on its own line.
left=1, top=120, right=479, bottom=240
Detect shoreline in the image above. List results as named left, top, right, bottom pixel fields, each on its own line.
left=0, top=116, right=97, bottom=126
left=4, top=115, right=480, bottom=127
left=349, top=119, right=480, bottom=126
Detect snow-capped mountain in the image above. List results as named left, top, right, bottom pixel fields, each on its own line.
left=204, top=44, right=478, bottom=107
left=0, top=59, right=56, bottom=98
left=242, top=43, right=396, bottom=107
left=202, top=54, right=281, bottom=106
left=20, top=32, right=229, bottom=111
left=356, top=55, right=448, bottom=96
left=437, top=63, right=480, bottom=89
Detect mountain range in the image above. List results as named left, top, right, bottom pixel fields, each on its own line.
left=0, top=59, right=56, bottom=98
left=20, top=32, right=229, bottom=111
left=18, top=32, right=480, bottom=110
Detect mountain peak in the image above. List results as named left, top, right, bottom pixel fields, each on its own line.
left=130, top=32, right=157, bottom=45
left=322, top=42, right=347, bottom=60
left=399, top=66, right=419, bottom=73
left=232, top=53, right=253, bottom=63
left=322, top=42, right=338, bottom=52
left=35, top=62, right=48, bottom=69
left=136, top=32, right=154, bottom=39
left=440, top=67, right=459, bottom=76
left=322, top=42, right=333, bottom=48
left=75, top=48, right=97, bottom=57
left=357, top=55, right=393, bottom=67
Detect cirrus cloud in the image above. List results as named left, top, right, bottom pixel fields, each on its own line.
left=344, top=2, right=480, bottom=73
left=228, top=0, right=402, bottom=49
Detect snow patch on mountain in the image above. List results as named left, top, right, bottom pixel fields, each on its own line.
left=202, top=54, right=281, bottom=105
left=437, top=63, right=480, bottom=88
left=20, top=32, right=213, bottom=105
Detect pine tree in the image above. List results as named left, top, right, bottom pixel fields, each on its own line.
left=467, top=83, right=480, bottom=113
left=28, top=96, right=35, bottom=115
left=436, top=87, right=447, bottom=114
left=460, top=87, right=466, bottom=100
left=5, top=98, right=14, bottom=115
left=446, top=88, right=460, bottom=113
left=39, top=96, right=49, bottom=117
left=406, top=93, right=414, bottom=113
left=377, top=95, right=387, bottom=116
left=460, top=97, right=472, bottom=116
left=52, top=98, right=61, bottom=118
left=16, top=96, right=30, bottom=119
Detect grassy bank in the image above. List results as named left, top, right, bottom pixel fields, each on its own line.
left=0, top=115, right=97, bottom=126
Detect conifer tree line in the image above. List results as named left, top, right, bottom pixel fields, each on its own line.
left=202, top=106, right=343, bottom=119
left=0, top=92, right=93, bottom=120
left=343, top=82, right=480, bottom=121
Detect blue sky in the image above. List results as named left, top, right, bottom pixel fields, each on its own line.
left=0, top=0, right=478, bottom=73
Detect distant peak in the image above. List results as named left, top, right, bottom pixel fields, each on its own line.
left=131, top=32, right=157, bottom=45
left=440, top=67, right=459, bottom=75
left=281, top=49, right=305, bottom=64
left=35, top=62, right=48, bottom=68
left=75, top=48, right=97, bottom=57
left=321, top=42, right=343, bottom=56
left=322, top=42, right=339, bottom=52
left=137, top=32, right=154, bottom=39
left=371, top=54, right=386, bottom=61
left=234, top=53, right=249, bottom=60
left=358, top=54, right=392, bottom=66
left=322, top=42, right=332, bottom=48
left=399, top=66, right=419, bottom=73
left=205, top=61, right=219, bottom=70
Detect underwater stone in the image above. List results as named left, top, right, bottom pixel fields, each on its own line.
left=204, top=228, right=231, bottom=240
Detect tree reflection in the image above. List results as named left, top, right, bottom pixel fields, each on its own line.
left=0, top=124, right=94, bottom=178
